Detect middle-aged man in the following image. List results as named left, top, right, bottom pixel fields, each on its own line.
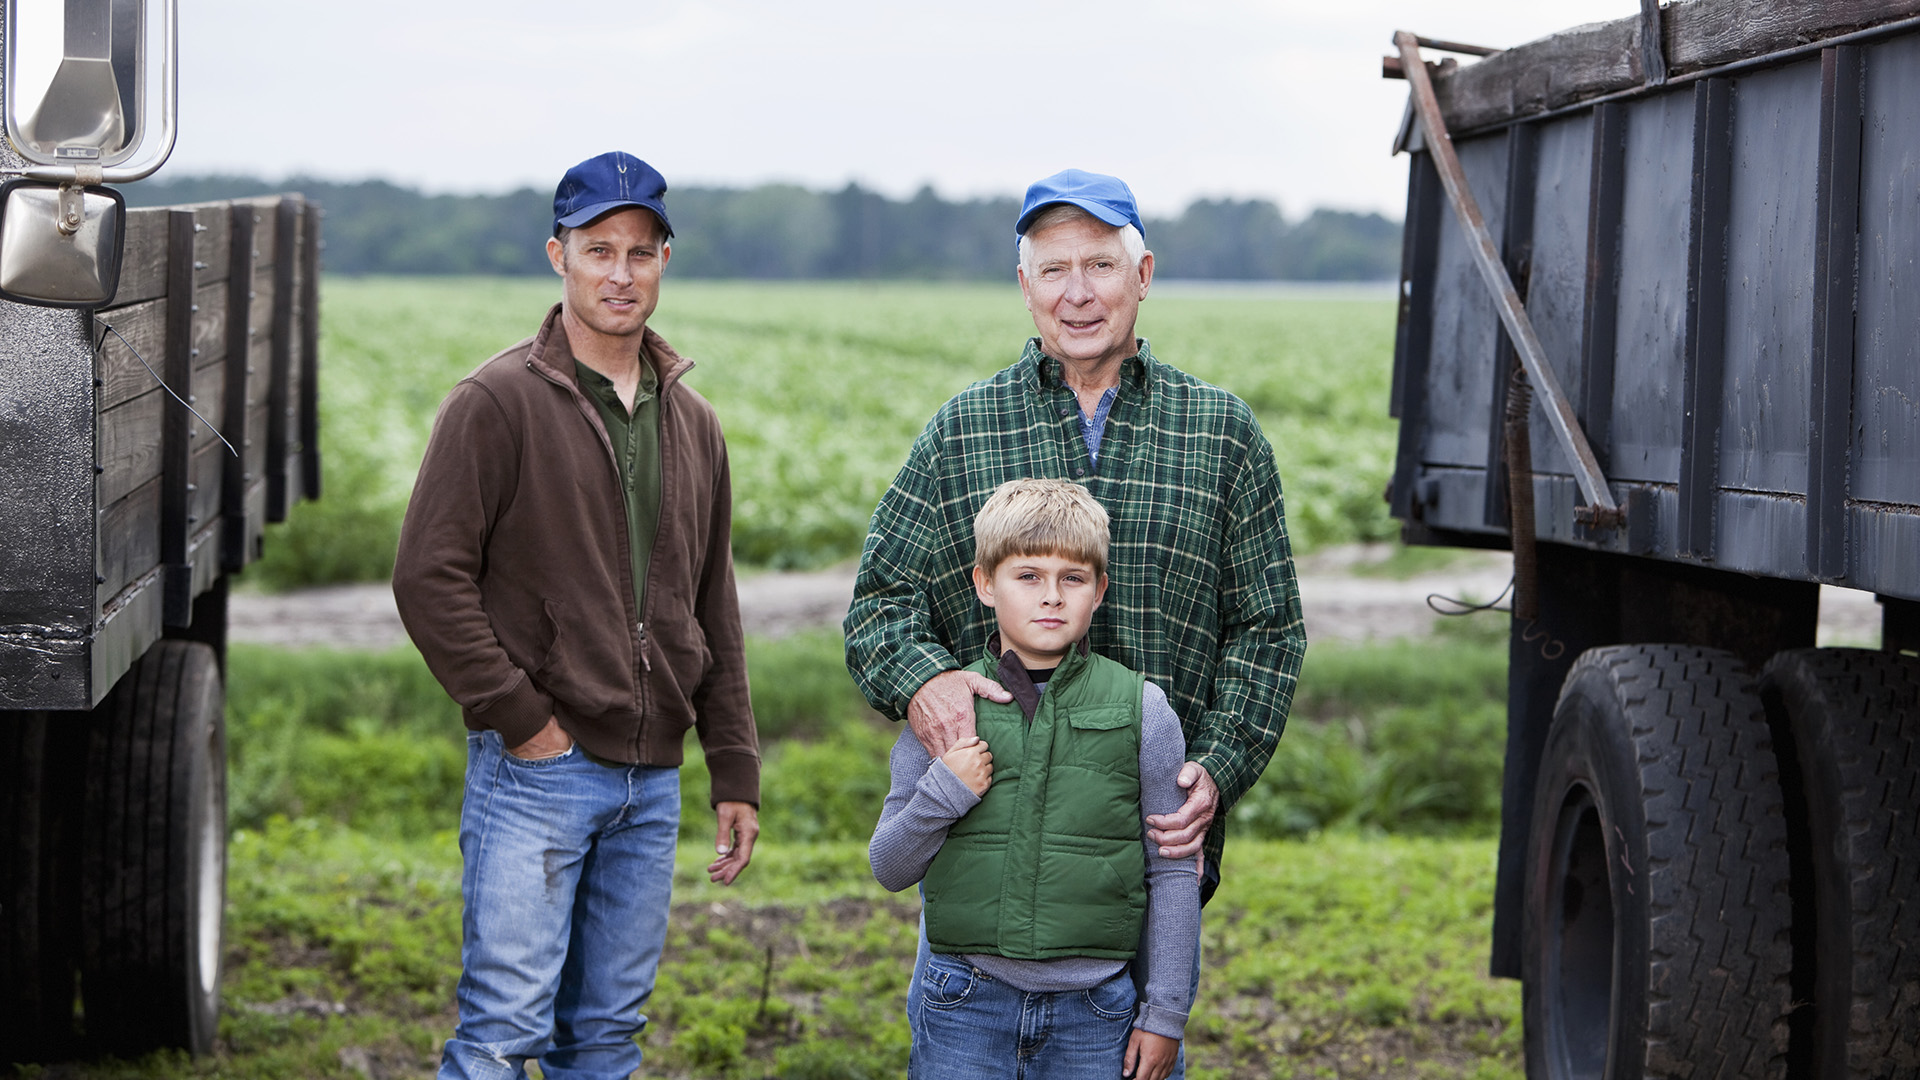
left=394, top=151, right=760, bottom=1080
left=844, top=168, right=1306, bottom=1067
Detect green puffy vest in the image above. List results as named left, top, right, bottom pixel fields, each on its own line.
left=923, top=645, right=1147, bottom=960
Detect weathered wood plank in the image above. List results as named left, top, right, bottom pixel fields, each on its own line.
left=97, top=389, right=161, bottom=509
left=105, top=204, right=235, bottom=309
left=163, top=210, right=196, bottom=626
left=222, top=205, right=256, bottom=574
left=95, top=281, right=228, bottom=414
left=248, top=200, right=278, bottom=266
left=267, top=199, right=298, bottom=521
left=193, top=207, right=232, bottom=283
left=300, top=203, right=322, bottom=500
left=95, top=294, right=164, bottom=411
left=1423, top=0, right=1920, bottom=132
left=249, top=272, right=275, bottom=347
left=248, top=334, right=273, bottom=407
left=1431, top=20, right=1641, bottom=134
left=246, top=402, right=269, bottom=496
left=112, top=209, right=171, bottom=305
left=97, top=475, right=159, bottom=602
left=185, top=363, right=226, bottom=462
left=189, top=436, right=224, bottom=534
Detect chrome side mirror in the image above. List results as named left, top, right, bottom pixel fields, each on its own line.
left=0, top=0, right=175, bottom=307
left=0, top=178, right=123, bottom=306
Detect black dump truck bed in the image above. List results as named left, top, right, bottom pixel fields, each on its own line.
left=1385, top=3, right=1919, bottom=1076
left=1391, top=0, right=1920, bottom=602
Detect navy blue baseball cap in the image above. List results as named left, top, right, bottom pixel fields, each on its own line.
left=1015, top=169, right=1144, bottom=240
left=553, top=151, right=674, bottom=238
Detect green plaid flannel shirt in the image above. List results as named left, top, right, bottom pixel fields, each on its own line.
left=844, top=338, right=1307, bottom=897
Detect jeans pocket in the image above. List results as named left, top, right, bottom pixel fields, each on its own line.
left=1082, top=971, right=1136, bottom=1022
left=919, top=956, right=979, bottom=1011
left=501, top=742, right=579, bottom=768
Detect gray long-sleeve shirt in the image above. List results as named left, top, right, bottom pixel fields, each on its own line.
left=869, top=678, right=1201, bottom=1039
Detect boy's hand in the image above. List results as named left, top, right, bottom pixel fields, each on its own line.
left=940, top=736, right=993, bottom=796
left=707, top=801, right=759, bottom=885
left=908, top=670, right=1012, bottom=755
left=1123, top=1030, right=1179, bottom=1080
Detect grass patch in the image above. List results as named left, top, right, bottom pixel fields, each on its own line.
left=18, top=827, right=1517, bottom=1080
left=251, top=278, right=1398, bottom=587
left=18, top=631, right=1517, bottom=1078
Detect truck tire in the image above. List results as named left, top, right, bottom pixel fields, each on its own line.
left=1759, top=648, right=1920, bottom=1079
left=1523, top=645, right=1791, bottom=1080
left=0, top=713, right=83, bottom=1062
left=79, top=640, right=226, bottom=1055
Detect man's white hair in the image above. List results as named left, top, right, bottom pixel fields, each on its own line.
left=1016, top=204, right=1147, bottom=277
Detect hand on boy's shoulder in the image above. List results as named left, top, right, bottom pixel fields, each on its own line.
left=909, top=669, right=1012, bottom=756
left=940, top=736, right=993, bottom=796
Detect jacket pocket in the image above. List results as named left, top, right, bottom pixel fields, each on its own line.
left=532, top=598, right=630, bottom=717
left=1066, top=705, right=1134, bottom=731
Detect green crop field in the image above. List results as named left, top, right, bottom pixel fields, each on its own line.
left=8, top=280, right=1533, bottom=1079
left=252, top=277, right=1401, bottom=587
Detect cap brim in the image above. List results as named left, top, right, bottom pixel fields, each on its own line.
left=556, top=199, right=675, bottom=237
left=1015, top=197, right=1132, bottom=236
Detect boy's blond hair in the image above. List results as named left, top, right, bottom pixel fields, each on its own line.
left=973, top=478, right=1110, bottom=578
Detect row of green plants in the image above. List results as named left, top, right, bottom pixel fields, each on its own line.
left=248, top=279, right=1401, bottom=587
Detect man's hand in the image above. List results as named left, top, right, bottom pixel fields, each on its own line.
left=507, top=716, right=574, bottom=760
left=1145, top=762, right=1218, bottom=860
left=940, top=736, right=993, bottom=796
left=907, top=669, right=1012, bottom=756
left=1123, top=1030, right=1180, bottom=1080
left=708, top=801, right=759, bottom=885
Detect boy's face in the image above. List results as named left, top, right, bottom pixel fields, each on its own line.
left=972, top=552, right=1108, bottom=669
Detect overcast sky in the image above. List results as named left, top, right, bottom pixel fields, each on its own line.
left=128, top=0, right=1636, bottom=218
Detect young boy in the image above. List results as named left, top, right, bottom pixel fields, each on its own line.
left=870, top=478, right=1200, bottom=1080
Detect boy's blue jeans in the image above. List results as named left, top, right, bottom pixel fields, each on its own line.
left=439, top=731, right=680, bottom=1080
left=912, top=952, right=1137, bottom=1079
left=908, top=914, right=1200, bottom=1079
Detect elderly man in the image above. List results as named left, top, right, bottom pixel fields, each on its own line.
left=844, top=168, right=1305, bottom=1070
left=394, top=151, right=760, bottom=1080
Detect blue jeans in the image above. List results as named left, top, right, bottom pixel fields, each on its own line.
left=907, top=915, right=1201, bottom=1079
left=913, top=953, right=1137, bottom=1079
left=439, top=731, right=680, bottom=1080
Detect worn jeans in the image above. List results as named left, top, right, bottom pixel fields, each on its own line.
left=907, top=914, right=1200, bottom=1079
left=902, top=910, right=1198, bottom=1068
left=438, top=731, right=680, bottom=1080
left=912, top=952, right=1137, bottom=1079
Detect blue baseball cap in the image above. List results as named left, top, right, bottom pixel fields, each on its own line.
left=1015, top=169, right=1144, bottom=241
left=553, top=151, right=674, bottom=238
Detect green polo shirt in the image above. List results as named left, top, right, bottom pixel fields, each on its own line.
left=575, top=356, right=662, bottom=619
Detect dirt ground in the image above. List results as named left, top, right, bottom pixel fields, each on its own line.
left=229, top=545, right=1885, bottom=650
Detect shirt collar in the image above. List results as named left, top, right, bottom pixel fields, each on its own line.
left=573, top=349, right=660, bottom=410
left=984, top=631, right=1093, bottom=723
left=1020, top=337, right=1156, bottom=396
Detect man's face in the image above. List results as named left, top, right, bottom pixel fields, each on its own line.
left=545, top=207, right=671, bottom=345
left=972, top=552, right=1107, bottom=669
left=1017, top=215, right=1153, bottom=371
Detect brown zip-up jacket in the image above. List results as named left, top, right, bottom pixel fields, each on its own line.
left=394, top=305, right=759, bottom=806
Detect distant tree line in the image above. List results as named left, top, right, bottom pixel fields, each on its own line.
left=122, top=175, right=1401, bottom=281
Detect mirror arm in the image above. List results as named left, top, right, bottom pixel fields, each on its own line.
left=53, top=165, right=101, bottom=235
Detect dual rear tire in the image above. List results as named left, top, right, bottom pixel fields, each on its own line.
left=1524, top=644, right=1920, bottom=1079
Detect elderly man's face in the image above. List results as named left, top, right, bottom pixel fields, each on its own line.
left=546, top=206, right=670, bottom=346
left=1017, top=215, right=1153, bottom=372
